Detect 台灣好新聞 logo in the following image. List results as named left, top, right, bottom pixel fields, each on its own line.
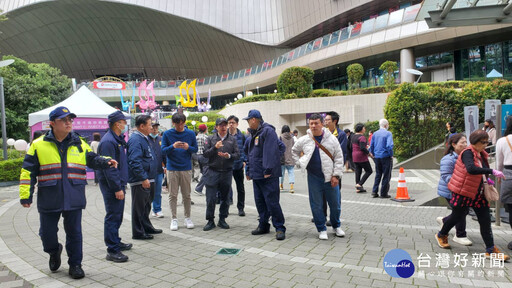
left=383, top=249, right=415, bottom=278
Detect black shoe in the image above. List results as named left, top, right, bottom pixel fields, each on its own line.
left=356, top=186, right=367, bottom=193
left=132, top=234, right=153, bottom=240
left=106, top=251, right=129, bottom=263
left=380, top=195, right=391, bottom=199
left=218, top=218, right=230, bottom=229
left=238, top=210, right=246, bottom=217
left=146, top=228, right=163, bottom=234
left=119, top=242, right=132, bottom=251
left=191, top=200, right=195, bottom=205
left=251, top=226, right=270, bottom=235
left=372, top=193, right=379, bottom=198
left=203, top=220, right=216, bottom=231
left=311, top=218, right=314, bottom=222
left=508, top=241, right=512, bottom=250
left=69, top=265, right=85, bottom=279
left=276, top=231, right=286, bottom=241
left=49, top=243, right=63, bottom=272
left=326, top=220, right=332, bottom=227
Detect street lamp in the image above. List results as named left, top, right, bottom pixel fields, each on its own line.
left=406, top=68, right=423, bottom=86
left=256, top=86, right=259, bottom=95
left=191, top=120, right=197, bottom=132
left=0, top=59, right=15, bottom=160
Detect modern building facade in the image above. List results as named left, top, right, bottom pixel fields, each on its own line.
left=0, top=0, right=511, bottom=107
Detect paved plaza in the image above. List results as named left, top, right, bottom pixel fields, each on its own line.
left=1, top=168, right=512, bottom=287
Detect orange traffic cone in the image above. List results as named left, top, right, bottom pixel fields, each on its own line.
left=391, top=167, right=415, bottom=202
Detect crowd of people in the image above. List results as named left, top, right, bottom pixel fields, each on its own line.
left=19, top=104, right=512, bottom=280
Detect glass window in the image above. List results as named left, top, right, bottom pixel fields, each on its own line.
left=272, top=58, right=279, bottom=68
left=374, top=14, right=389, bottom=30
left=215, top=76, right=221, bottom=83
left=339, top=27, right=349, bottom=42
left=403, top=4, right=421, bottom=23
left=322, top=34, right=331, bottom=47
left=312, top=38, right=322, bottom=50
left=228, top=72, right=234, bottom=80
left=204, top=78, right=210, bottom=85
left=485, top=43, right=503, bottom=79
left=306, top=40, right=315, bottom=53
left=255, top=64, right=262, bottom=74
left=469, top=47, right=485, bottom=80
left=292, top=47, right=301, bottom=60
left=298, top=44, right=308, bottom=57
left=388, top=9, right=405, bottom=26
left=361, top=18, right=375, bottom=35
left=415, top=57, right=427, bottom=68
left=504, top=41, right=512, bottom=80
left=233, top=70, right=239, bottom=79
left=239, top=69, right=245, bottom=78
left=330, top=30, right=340, bottom=44
left=349, top=22, right=362, bottom=38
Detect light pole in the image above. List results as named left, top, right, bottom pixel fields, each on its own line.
left=256, top=86, right=259, bottom=95
left=0, top=59, right=15, bottom=160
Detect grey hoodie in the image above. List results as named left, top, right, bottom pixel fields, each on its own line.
left=280, top=132, right=295, bottom=166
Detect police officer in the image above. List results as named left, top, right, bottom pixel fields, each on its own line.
left=243, top=110, right=286, bottom=241
left=19, top=107, right=117, bottom=279
left=98, top=111, right=132, bottom=262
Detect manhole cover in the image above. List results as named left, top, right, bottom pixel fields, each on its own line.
left=216, top=248, right=241, bottom=255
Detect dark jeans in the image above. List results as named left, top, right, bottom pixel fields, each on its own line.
left=439, top=203, right=494, bottom=251
left=100, top=182, right=125, bottom=253
left=131, top=183, right=155, bottom=237
left=232, top=167, right=245, bottom=211
left=307, top=173, right=341, bottom=232
left=372, top=157, right=392, bottom=196
left=39, top=209, right=82, bottom=266
left=507, top=204, right=512, bottom=229
left=442, top=197, right=467, bottom=238
left=354, top=161, right=373, bottom=186
left=253, top=177, right=286, bottom=232
left=205, top=170, right=232, bottom=220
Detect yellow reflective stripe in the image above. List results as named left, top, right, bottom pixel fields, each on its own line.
left=40, top=163, right=61, bottom=171
left=68, top=173, right=86, bottom=180
left=68, top=163, right=86, bottom=170
left=19, top=168, right=32, bottom=200
left=38, top=174, right=62, bottom=181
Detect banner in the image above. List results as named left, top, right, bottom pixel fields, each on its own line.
left=464, top=106, right=479, bottom=137
left=93, top=81, right=126, bottom=90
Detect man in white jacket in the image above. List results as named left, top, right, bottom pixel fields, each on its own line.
left=292, top=113, right=345, bottom=240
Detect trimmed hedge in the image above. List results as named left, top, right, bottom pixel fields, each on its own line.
left=276, top=66, right=314, bottom=98
left=0, top=158, right=23, bottom=182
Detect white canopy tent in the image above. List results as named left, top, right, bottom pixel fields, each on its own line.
left=29, top=86, right=127, bottom=126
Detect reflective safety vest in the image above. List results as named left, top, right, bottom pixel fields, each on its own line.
left=19, top=132, right=98, bottom=212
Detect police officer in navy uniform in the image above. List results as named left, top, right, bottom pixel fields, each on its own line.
left=98, top=111, right=132, bottom=262
left=19, top=107, right=118, bottom=279
left=243, top=110, right=286, bottom=241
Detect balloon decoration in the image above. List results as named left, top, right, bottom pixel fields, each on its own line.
left=201, top=116, right=208, bottom=122
left=6, top=138, right=15, bottom=146
left=136, top=80, right=159, bottom=113
left=178, top=80, right=198, bottom=108
left=14, top=139, right=28, bottom=151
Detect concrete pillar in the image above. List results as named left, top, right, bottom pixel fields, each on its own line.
left=400, top=48, right=415, bottom=83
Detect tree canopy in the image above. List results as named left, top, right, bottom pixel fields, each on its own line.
left=1, top=56, right=71, bottom=140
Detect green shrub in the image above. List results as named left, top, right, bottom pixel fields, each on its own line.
left=364, top=121, right=380, bottom=137
left=185, top=111, right=223, bottom=122
left=379, top=61, right=398, bottom=91
left=185, top=120, right=216, bottom=134
left=234, top=94, right=277, bottom=104
left=276, top=66, right=314, bottom=98
left=347, top=63, right=364, bottom=90
left=0, top=158, right=23, bottom=182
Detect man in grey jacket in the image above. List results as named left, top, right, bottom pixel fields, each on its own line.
left=202, top=118, right=240, bottom=231
left=292, top=113, right=345, bottom=240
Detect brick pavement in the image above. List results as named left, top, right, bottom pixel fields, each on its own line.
left=1, top=168, right=512, bottom=287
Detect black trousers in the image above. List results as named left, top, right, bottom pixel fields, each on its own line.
left=232, top=167, right=245, bottom=211
left=131, top=183, right=155, bottom=237
left=205, top=170, right=232, bottom=220
left=439, top=203, right=494, bottom=250
left=354, top=161, right=373, bottom=186
left=39, top=209, right=82, bottom=266
left=100, top=182, right=125, bottom=253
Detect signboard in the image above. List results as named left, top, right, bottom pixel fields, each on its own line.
left=484, top=99, right=500, bottom=125
left=93, top=81, right=126, bottom=90
left=501, top=104, right=512, bottom=136
left=464, top=106, right=479, bottom=136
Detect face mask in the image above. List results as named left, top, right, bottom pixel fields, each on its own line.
left=150, top=133, right=158, bottom=138
left=120, top=124, right=128, bottom=134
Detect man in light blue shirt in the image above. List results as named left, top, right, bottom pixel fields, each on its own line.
left=369, top=119, right=394, bottom=198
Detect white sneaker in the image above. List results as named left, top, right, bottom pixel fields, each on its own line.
left=155, top=211, right=164, bottom=218
left=170, top=219, right=178, bottom=231
left=334, top=227, right=345, bottom=237
left=319, top=231, right=328, bottom=240
left=436, top=216, right=444, bottom=227
left=151, top=211, right=156, bottom=217
left=184, top=218, right=194, bottom=229
left=453, top=235, right=472, bottom=246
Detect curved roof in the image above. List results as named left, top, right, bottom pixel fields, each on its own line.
left=0, top=0, right=287, bottom=80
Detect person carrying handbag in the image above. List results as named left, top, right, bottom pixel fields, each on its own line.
left=435, top=130, right=509, bottom=262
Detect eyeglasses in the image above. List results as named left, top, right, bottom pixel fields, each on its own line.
left=56, top=117, right=74, bottom=123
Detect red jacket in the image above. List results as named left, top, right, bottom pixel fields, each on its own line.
left=447, top=146, right=488, bottom=199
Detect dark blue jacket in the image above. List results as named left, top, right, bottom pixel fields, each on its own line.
left=335, top=127, right=348, bottom=161
left=161, top=128, right=198, bottom=171
left=148, top=135, right=165, bottom=174
left=231, top=129, right=247, bottom=170
left=97, top=129, right=128, bottom=193
left=127, top=131, right=157, bottom=184
left=245, top=122, right=282, bottom=180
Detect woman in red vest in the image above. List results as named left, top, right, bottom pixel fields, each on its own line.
left=435, top=130, right=509, bottom=262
